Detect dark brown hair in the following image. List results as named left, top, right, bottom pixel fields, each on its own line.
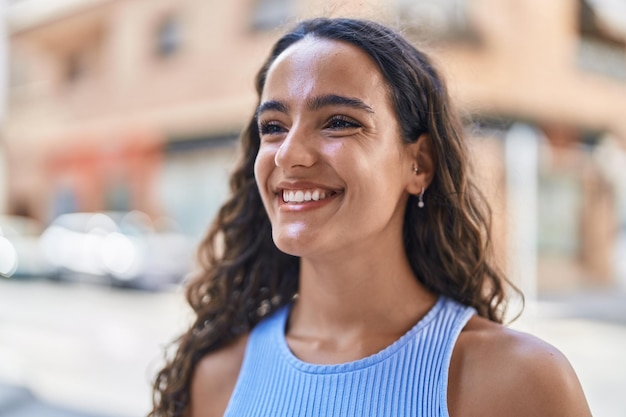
left=149, top=17, right=521, bottom=417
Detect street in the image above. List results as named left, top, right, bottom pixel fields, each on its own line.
left=0, top=278, right=625, bottom=417
left=0, top=279, right=192, bottom=417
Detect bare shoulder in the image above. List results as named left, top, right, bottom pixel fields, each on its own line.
left=448, top=315, right=592, bottom=417
left=187, top=334, right=249, bottom=417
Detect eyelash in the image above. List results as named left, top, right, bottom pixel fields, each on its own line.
left=258, top=121, right=284, bottom=136
left=257, top=115, right=362, bottom=136
left=325, top=115, right=362, bottom=130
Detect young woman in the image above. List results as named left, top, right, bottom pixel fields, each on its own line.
left=149, top=18, right=592, bottom=417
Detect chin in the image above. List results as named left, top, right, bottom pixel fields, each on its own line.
left=272, top=235, right=308, bottom=257
left=271, top=227, right=321, bottom=257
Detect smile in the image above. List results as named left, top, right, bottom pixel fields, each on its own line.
left=282, top=189, right=336, bottom=204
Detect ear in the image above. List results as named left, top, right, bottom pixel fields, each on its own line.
left=405, top=133, right=436, bottom=195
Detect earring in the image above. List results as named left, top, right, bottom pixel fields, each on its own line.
left=412, top=163, right=419, bottom=175
left=418, top=187, right=425, bottom=208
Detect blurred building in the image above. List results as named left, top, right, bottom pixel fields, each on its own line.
left=0, top=0, right=8, bottom=213
left=3, top=0, right=626, bottom=291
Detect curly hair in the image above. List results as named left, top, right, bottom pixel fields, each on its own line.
left=148, top=17, right=521, bottom=417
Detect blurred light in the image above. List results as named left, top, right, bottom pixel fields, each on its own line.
left=40, top=225, right=71, bottom=267
left=121, top=210, right=154, bottom=233
left=0, top=236, right=18, bottom=277
left=101, top=232, right=137, bottom=279
left=76, top=231, right=106, bottom=275
left=85, top=213, right=118, bottom=233
left=41, top=224, right=108, bottom=275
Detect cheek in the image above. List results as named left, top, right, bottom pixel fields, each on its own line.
left=254, top=146, right=275, bottom=196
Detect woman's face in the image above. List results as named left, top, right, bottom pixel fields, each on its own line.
left=254, top=37, right=415, bottom=260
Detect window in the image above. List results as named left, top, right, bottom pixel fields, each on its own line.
left=395, top=0, right=477, bottom=42
left=155, top=15, right=182, bottom=57
left=65, top=50, right=89, bottom=83
left=58, top=28, right=104, bottom=86
left=250, top=0, right=294, bottom=31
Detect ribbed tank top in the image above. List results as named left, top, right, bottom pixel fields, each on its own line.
left=224, top=296, right=475, bottom=417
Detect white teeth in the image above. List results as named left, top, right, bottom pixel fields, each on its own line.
left=282, top=189, right=332, bottom=203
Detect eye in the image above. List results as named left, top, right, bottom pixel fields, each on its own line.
left=258, top=121, right=286, bottom=136
left=325, top=115, right=362, bottom=130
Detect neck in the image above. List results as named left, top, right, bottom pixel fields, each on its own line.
left=289, top=247, right=435, bottom=341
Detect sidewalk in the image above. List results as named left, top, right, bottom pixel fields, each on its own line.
left=0, top=383, right=113, bottom=417
left=537, top=290, right=626, bottom=325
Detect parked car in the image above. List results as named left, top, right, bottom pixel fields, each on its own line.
left=0, top=215, right=57, bottom=279
left=40, top=211, right=195, bottom=290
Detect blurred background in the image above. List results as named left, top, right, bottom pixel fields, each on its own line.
left=0, top=0, right=625, bottom=416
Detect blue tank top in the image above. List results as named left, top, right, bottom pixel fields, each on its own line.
left=224, top=296, right=475, bottom=417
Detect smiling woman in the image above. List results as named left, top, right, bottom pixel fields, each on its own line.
left=148, top=18, right=592, bottom=417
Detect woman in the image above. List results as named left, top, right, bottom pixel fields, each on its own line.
left=150, top=18, right=592, bottom=417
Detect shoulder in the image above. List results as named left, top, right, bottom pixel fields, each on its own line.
left=448, top=315, right=592, bottom=417
left=187, top=334, right=249, bottom=417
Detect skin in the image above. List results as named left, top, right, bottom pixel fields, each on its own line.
left=187, top=38, right=592, bottom=417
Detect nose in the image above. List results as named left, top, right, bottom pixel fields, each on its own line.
left=274, top=124, right=317, bottom=169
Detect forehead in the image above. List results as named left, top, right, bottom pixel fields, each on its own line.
left=262, top=37, right=390, bottom=105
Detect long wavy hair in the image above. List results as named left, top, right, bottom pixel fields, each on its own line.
left=149, top=17, right=521, bottom=417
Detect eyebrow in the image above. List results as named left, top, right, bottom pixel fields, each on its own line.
left=256, top=100, right=288, bottom=118
left=256, top=94, right=374, bottom=118
left=307, top=94, right=374, bottom=113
